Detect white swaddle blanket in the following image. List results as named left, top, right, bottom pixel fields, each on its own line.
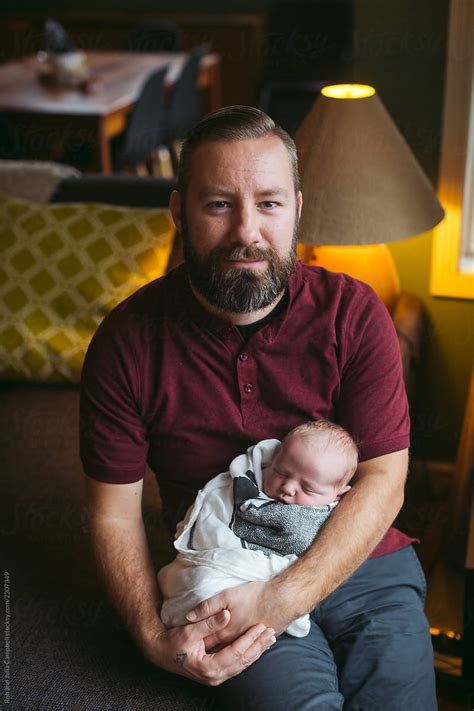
left=158, top=438, right=336, bottom=637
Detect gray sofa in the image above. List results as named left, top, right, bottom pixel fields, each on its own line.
left=1, top=163, right=426, bottom=710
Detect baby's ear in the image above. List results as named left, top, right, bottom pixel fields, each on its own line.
left=340, top=485, right=351, bottom=495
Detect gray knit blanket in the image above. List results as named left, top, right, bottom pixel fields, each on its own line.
left=230, top=468, right=336, bottom=557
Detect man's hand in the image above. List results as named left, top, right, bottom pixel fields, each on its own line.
left=185, top=581, right=293, bottom=651
left=174, top=504, right=194, bottom=539
left=145, top=609, right=276, bottom=686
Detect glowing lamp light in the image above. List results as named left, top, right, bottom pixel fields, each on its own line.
left=321, top=84, right=376, bottom=99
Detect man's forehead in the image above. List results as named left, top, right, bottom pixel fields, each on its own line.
left=188, top=136, right=294, bottom=190
left=196, top=185, right=291, bottom=199
left=194, top=134, right=287, bottom=158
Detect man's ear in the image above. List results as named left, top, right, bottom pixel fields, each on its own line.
left=169, top=190, right=182, bottom=232
left=296, top=190, right=303, bottom=221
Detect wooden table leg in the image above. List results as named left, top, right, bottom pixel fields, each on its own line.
left=93, top=109, right=130, bottom=174
left=198, top=58, right=222, bottom=115
left=97, top=116, right=112, bottom=174
left=208, top=60, right=222, bottom=113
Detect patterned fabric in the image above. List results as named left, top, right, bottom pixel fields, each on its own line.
left=0, top=193, right=175, bottom=383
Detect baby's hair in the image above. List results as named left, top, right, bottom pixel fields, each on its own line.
left=285, top=420, right=359, bottom=485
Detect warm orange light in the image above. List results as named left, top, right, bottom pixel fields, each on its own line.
left=321, top=84, right=376, bottom=99
left=429, top=627, right=462, bottom=640
left=301, top=244, right=400, bottom=313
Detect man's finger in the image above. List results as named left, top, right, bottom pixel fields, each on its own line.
left=204, top=624, right=277, bottom=681
left=187, top=607, right=231, bottom=637
left=203, top=627, right=232, bottom=652
left=186, top=593, right=224, bottom=622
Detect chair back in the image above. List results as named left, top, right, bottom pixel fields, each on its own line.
left=165, top=48, right=207, bottom=142
left=128, top=22, right=182, bottom=53
left=117, top=66, right=168, bottom=169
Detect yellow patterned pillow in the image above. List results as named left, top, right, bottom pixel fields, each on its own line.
left=0, top=193, right=175, bottom=383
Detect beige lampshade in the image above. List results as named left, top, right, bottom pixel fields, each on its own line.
left=295, top=85, right=445, bottom=245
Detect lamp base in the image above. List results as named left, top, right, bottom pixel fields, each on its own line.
left=299, top=243, right=400, bottom=312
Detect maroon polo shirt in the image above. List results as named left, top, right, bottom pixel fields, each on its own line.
left=80, top=261, right=415, bottom=557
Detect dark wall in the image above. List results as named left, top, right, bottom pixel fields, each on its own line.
left=4, top=0, right=352, bottom=11
left=353, top=0, right=448, bottom=185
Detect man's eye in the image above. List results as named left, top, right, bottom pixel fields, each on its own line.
left=259, top=201, right=278, bottom=209
left=207, top=201, right=229, bottom=210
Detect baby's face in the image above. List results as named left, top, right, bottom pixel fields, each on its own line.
left=263, top=435, right=351, bottom=506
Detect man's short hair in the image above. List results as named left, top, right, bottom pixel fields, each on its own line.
left=178, top=105, right=300, bottom=198
left=286, top=420, right=359, bottom=485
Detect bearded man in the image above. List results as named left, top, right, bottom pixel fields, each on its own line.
left=81, top=106, right=436, bottom=709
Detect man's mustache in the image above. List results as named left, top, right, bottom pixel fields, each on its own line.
left=210, top=245, right=275, bottom=262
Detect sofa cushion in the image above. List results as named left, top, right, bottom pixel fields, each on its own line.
left=0, top=383, right=214, bottom=709
left=0, top=193, right=175, bottom=383
left=0, top=160, right=81, bottom=203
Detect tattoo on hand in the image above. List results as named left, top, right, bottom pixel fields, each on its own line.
left=175, top=651, right=187, bottom=667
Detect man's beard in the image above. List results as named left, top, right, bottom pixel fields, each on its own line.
left=182, top=212, right=299, bottom=314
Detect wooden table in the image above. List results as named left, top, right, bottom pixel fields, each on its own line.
left=0, top=51, right=221, bottom=173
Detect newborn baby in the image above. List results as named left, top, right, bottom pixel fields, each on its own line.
left=158, top=420, right=358, bottom=636
left=230, top=420, right=356, bottom=557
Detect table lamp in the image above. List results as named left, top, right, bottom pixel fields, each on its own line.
left=294, top=84, right=445, bottom=311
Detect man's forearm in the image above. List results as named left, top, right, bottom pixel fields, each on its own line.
left=86, top=480, right=277, bottom=685
left=273, top=451, right=408, bottom=616
left=89, top=514, right=166, bottom=655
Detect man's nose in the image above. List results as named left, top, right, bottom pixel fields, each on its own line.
left=232, top=204, right=260, bottom=244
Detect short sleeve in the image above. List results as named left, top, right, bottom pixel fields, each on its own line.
left=80, top=313, right=147, bottom=483
left=336, top=287, right=410, bottom=461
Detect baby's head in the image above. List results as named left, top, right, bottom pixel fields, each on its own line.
left=263, top=421, right=358, bottom=506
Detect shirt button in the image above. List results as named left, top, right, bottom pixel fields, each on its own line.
left=239, top=352, right=248, bottom=361
left=244, top=383, right=253, bottom=394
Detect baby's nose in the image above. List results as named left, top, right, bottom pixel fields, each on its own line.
left=281, top=481, right=296, bottom=496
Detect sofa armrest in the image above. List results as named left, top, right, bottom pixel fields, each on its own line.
left=391, top=292, right=426, bottom=408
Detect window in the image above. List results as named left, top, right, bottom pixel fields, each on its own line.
left=430, top=0, right=474, bottom=299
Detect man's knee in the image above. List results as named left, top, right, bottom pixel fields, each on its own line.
left=321, top=546, right=436, bottom=710
left=337, top=617, right=436, bottom=711
left=216, top=626, right=343, bottom=711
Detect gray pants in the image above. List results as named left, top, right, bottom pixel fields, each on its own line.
left=216, top=546, right=437, bottom=710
